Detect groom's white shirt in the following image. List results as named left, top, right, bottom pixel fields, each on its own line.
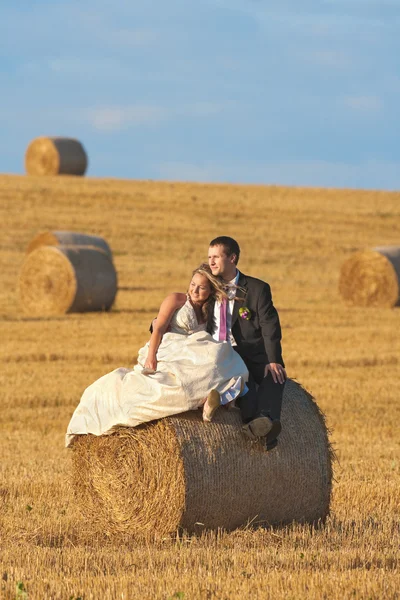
left=212, top=270, right=240, bottom=345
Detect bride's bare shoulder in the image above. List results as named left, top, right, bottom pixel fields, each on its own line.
left=162, top=292, right=187, bottom=309
left=155, top=293, right=187, bottom=324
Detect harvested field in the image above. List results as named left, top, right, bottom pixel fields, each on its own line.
left=1, top=174, right=399, bottom=599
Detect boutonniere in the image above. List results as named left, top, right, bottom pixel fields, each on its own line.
left=239, top=306, right=252, bottom=320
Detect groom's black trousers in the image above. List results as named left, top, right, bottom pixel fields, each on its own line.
left=234, top=352, right=284, bottom=424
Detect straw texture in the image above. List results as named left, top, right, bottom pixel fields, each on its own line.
left=18, top=245, right=117, bottom=315
left=25, top=137, right=88, bottom=176
left=339, top=246, right=400, bottom=308
left=27, top=231, right=113, bottom=260
left=71, top=379, right=333, bottom=537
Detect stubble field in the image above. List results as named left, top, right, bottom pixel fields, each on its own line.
left=0, top=174, right=399, bottom=599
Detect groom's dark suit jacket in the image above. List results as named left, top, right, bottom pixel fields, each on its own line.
left=231, top=271, right=284, bottom=378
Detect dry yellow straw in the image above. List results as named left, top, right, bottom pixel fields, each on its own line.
left=18, top=245, right=117, bottom=315
left=27, top=231, right=113, bottom=261
left=25, top=137, right=88, bottom=176
left=70, top=379, right=333, bottom=538
left=339, top=246, right=400, bottom=308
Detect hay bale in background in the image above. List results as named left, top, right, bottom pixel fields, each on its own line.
left=71, top=380, right=333, bottom=538
left=339, top=246, right=400, bottom=308
left=18, top=245, right=117, bottom=315
left=25, top=137, right=88, bottom=176
left=27, top=231, right=113, bottom=261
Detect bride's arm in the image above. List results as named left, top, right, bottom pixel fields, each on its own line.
left=144, top=293, right=186, bottom=371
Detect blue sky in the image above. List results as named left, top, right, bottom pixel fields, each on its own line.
left=1, top=0, right=399, bottom=189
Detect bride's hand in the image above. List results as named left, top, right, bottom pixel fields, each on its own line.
left=145, top=356, right=157, bottom=371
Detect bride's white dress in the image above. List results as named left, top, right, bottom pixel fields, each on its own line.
left=66, top=298, right=248, bottom=447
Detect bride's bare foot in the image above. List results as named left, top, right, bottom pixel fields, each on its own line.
left=202, top=389, right=220, bottom=422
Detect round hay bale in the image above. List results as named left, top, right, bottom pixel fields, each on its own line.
left=70, top=380, right=333, bottom=537
left=339, top=246, right=400, bottom=308
left=25, top=137, right=88, bottom=176
left=26, top=231, right=113, bottom=261
left=18, top=245, right=117, bottom=315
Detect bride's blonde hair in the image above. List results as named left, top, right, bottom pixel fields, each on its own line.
left=190, top=264, right=229, bottom=333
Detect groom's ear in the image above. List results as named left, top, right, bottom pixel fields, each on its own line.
left=229, top=253, right=237, bottom=264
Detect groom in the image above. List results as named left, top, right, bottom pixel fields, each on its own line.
left=208, top=236, right=286, bottom=450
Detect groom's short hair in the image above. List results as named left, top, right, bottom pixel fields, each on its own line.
left=209, top=236, right=240, bottom=264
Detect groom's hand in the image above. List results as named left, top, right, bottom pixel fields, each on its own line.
left=265, top=363, right=286, bottom=384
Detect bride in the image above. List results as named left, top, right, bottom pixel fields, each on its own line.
left=66, top=264, right=248, bottom=447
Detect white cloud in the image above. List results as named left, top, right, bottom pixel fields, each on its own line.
left=86, top=106, right=168, bottom=131
left=47, top=58, right=130, bottom=77
left=84, top=102, right=225, bottom=131
left=305, top=49, right=353, bottom=69
left=344, top=96, right=383, bottom=111
left=105, top=28, right=159, bottom=47
left=185, top=102, right=224, bottom=117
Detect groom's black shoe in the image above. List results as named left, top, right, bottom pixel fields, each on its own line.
left=265, top=420, right=282, bottom=452
left=266, top=438, right=278, bottom=452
